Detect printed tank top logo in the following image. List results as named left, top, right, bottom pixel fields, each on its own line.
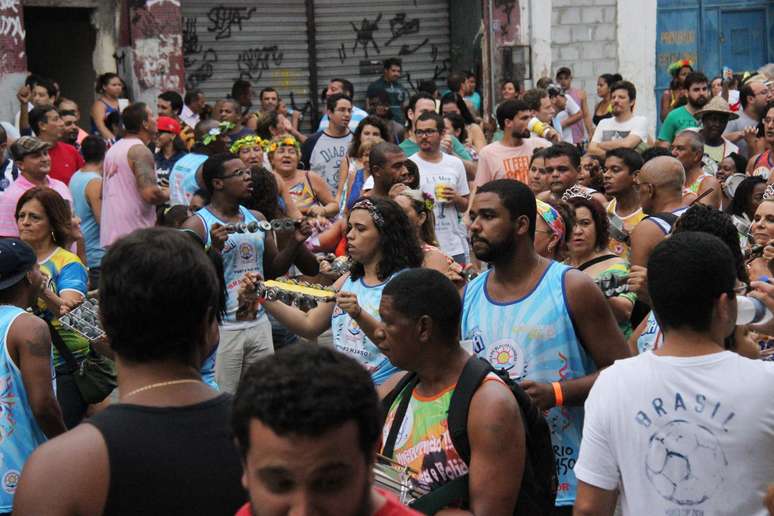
left=238, top=242, right=254, bottom=261
left=487, top=339, right=528, bottom=380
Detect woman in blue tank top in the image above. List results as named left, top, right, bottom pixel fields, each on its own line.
left=256, top=197, right=423, bottom=385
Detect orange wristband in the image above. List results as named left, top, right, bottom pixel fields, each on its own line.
left=552, top=381, right=564, bottom=407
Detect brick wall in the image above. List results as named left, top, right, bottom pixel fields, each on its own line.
left=551, top=0, right=618, bottom=105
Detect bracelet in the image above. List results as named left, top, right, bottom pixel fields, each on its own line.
left=552, top=381, right=564, bottom=407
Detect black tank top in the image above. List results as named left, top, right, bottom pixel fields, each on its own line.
left=89, top=394, right=246, bottom=515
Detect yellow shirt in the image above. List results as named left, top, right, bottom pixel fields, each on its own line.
left=606, top=198, right=645, bottom=261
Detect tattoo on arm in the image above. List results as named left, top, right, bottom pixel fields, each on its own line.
left=129, top=146, right=158, bottom=189
left=27, top=323, right=52, bottom=358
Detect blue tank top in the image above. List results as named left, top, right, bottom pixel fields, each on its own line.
left=200, top=347, right=218, bottom=390
left=90, top=99, right=118, bottom=135
left=460, top=262, right=595, bottom=506
left=169, top=153, right=207, bottom=206
left=331, top=273, right=399, bottom=385
left=68, top=170, right=105, bottom=269
left=0, top=306, right=48, bottom=511
left=197, top=206, right=265, bottom=326
left=637, top=311, right=662, bottom=354
left=346, top=169, right=365, bottom=211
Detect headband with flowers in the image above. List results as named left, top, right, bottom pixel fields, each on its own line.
left=230, top=135, right=265, bottom=155
left=267, top=135, right=301, bottom=155
left=201, top=121, right=234, bottom=146
left=668, top=59, right=693, bottom=77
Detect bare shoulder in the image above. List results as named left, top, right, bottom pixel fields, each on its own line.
left=127, top=142, right=152, bottom=160
left=15, top=423, right=108, bottom=514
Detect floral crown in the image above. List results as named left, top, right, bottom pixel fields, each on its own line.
left=668, top=59, right=693, bottom=77
left=230, top=135, right=265, bottom=155
left=201, top=121, right=234, bottom=146
left=267, top=135, right=301, bottom=155
left=420, top=191, right=435, bottom=212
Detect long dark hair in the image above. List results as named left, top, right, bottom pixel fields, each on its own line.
left=348, top=197, right=423, bottom=281
left=440, top=92, right=474, bottom=125
left=244, top=166, right=282, bottom=219
left=726, top=176, right=765, bottom=218
left=348, top=116, right=391, bottom=158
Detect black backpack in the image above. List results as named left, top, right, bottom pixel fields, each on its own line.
left=382, top=356, right=557, bottom=515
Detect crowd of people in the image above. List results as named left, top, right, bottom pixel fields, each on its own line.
left=0, top=55, right=774, bottom=515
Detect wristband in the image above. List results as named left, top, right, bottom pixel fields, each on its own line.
left=552, top=381, right=564, bottom=407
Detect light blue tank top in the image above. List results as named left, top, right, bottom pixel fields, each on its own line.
left=331, top=273, right=399, bottom=385
left=0, top=306, right=48, bottom=511
left=200, top=347, right=218, bottom=390
left=169, top=153, right=207, bottom=206
left=637, top=311, right=662, bottom=354
left=460, top=262, right=595, bottom=507
left=197, top=206, right=265, bottom=325
left=68, top=170, right=105, bottom=268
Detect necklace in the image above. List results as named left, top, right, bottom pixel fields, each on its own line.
left=123, top=379, right=202, bottom=398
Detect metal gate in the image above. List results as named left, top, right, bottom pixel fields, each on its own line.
left=181, top=1, right=314, bottom=127
left=314, top=0, right=452, bottom=108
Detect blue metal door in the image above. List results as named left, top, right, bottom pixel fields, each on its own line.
left=720, top=9, right=767, bottom=72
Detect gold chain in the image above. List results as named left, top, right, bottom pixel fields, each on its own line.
left=123, top=379, right=202, bottom=398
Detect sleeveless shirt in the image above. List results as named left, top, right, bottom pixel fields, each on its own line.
left=460, top=262, right=595, bottom=506
left=88, top=394, right=246, bottom=515
left=0, top=306, right=49, bottom=512
left=169, top=153, right=207, bottom=206
left=197, top=206, right=265, bottom=327
left=331, top=273, right=399, bottom=385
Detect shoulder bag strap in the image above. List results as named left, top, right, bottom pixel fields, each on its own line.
left=382, top=375, right=419, bottom=459
left=447, top=356, right=492, bottom=464
left=45, top=318, right=79, bottom=374
left=577, top=254, right=618, bottom=271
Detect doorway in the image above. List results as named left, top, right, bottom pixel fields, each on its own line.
left=24, top=7, right=97, bottom=130
left=720, top=9, right=767, bottom=73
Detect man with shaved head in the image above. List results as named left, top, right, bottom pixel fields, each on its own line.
left=671, top=129, right=720, bottom=208
left=628, top=156, right=689, bottom=268
left=219, top=98, right=253, bottom=144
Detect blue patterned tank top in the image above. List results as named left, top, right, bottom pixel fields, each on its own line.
left=460, top=261, right=596, bottom=507
left=197, top=206, right=265, bottom=326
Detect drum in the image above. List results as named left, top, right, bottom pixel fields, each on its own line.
left=373, top=454, right=429, bottom=506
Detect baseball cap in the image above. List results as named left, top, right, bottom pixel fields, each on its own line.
left=157, top=116, right=181, bottom=135
left=10, top=136, right=52, bottom=161
left=0, top=239, right=36, bottom=290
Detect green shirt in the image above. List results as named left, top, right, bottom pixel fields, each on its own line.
left=657, top=106, right=698, bottom=143
left=399, top=136, right=473, bottom=161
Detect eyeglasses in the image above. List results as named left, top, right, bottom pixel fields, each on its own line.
left=415, top=129, right=439, bottom=137
left=219, top=168, right=250, bottom=180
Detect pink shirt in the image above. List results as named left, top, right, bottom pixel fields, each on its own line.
left=474, top=137, right=550, bottom=186
left=0, top=175, right=73, bottom=237
left=100, top=137, right=157, bottom=248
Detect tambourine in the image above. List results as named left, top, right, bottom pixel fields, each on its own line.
left=594, top=272, right=629, bottom=298
left=319, top=253, right=353, bottom=277
left=225, top=218, right=298, bottom=233
left=59, top=298, right=105, bottom=342
left=255, top=279, right=336, bottom=311
left=374, top=455, right=429, bottom=506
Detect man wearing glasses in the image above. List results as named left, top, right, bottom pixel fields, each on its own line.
left=724, top=79, right=769, bottom=158
left=182, top=153, right=312, bottom=394
left=411, top=112, right=470, bottom=264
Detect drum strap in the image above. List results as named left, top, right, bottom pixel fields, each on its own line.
left=382, top=375, right=419, bottom=459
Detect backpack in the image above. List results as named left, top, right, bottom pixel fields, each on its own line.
left=382, top=356, right=557, bottom=515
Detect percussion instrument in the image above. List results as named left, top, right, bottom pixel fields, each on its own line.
left=594, top=272, right=629, bottom=298
left=225, top=218, right=298, bottom=234
left=59, top=297, right=105, bottom=342
left=373, top=454, right=429, bottom=506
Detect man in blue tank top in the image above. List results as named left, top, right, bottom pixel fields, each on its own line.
left=182, top=153, right=314, bottom=394
left=0, top=239, right=66, bottom=514
left=462, top=177, right=629, bottom=513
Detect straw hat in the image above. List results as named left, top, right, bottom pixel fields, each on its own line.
left=693, top=96, right=739, bottom=120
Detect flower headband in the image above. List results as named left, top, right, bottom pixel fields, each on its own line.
left=351, top=198, right=385, bottom=228
left=536, top=199, right=565, bottom=242
left=267, top=135, right=301, bottom=155
left=201, top=121, right=234, bottom=146
left=421, top=191, right=435, bottom=212
left=668, top=59, right=693, bottom=77
left=230, top=135, right=265, bottom=155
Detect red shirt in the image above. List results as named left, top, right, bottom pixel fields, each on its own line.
left=233, top=488, right=421, bottom=516
left=48, top=141, right=84, bottom=185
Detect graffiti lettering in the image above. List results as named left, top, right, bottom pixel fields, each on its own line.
left=187, top=49, right=218, bottom=90
left=398, top=38, right=428, bottom=56
left=430, top=44, right=439, bottom=63
left=0, top=0, right=19, bottom=13
left=349, top=13, right=381, bottom=58
left=207, top=5, right=255, bottom=40
left=183, top=17, right=203, bottom=67
left=385, top=13, right=420, bottom=47
left=236, top=46, right=284, bottom=82
left=289, top=91, right=312, bottom=118
left=337, top=42, right=347, bottom=64
left=432, top=58, right=451, bottom=82
left=0, top=13, right=24, bottom=43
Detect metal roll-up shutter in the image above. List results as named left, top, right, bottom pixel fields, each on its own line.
left=181, top=1, right=314, bottom=129
left=314, top=0, right=451, bottom=112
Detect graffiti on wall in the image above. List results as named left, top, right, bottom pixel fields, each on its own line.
left=207, top=5, right=255, bottom=40
left=349, top=14, right=382, bottom=58
left=183, top=16, right=218, bottom=90
left=0, top=0, right=25, bottom=74
left=236, top=46, right=284, bottom=82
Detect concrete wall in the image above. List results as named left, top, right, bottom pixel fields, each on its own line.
left=551, top=0, right=619, bottom=104
left=618, top=0, right=657, bottom=137
left=0, top=0, right=27, bottom=123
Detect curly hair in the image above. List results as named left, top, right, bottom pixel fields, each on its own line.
left=15, top=187, right=72, bottom=248
left=566, top=196, right=609, bottom=251
left=244, top=166, right=282, bottom=219
left=349, top=197, right=423, bottom=281
left=349, top=116, right=391, bottom=158
left=232, top=344, right=380, bottom=459
left=673, top=204, right=749, bottom=284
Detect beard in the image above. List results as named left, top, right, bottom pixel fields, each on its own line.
left=471, top=233, right=517, bottom=262
left=688, top=95, right=708, bottom=110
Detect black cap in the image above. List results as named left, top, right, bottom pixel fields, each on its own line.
left=0, top=239, right=36, bottom=290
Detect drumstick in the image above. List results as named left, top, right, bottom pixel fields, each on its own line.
left=689, top=187, right=713, bottom=206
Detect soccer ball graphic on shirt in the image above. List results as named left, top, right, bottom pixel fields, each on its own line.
left=645, top=420, right=728, bottom=506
